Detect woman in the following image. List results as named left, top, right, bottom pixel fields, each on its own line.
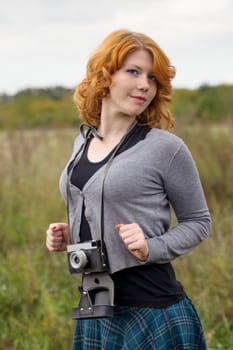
left=46, top=29, right=211, bottom=349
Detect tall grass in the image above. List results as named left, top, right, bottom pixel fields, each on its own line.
left=0, top=129, right=78, bottom=349
left=174, top=123, right=233, bottom=349
left=0, top=125, right=232, bottom=349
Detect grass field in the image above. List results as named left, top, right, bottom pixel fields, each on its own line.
left=0, top=124, right=232, bottom=349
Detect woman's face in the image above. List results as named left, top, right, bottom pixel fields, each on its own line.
left=106, top=49, right=157, bottom=119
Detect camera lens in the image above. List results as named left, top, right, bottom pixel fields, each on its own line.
left=69, top=250, right=87, bottom=270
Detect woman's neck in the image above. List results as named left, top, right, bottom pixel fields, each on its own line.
left=97, top=115, right=137, bottom=141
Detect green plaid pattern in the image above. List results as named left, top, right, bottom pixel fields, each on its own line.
left=72, top=297, right=206, bottom=349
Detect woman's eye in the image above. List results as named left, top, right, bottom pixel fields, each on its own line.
left=126, top=69, right=139, bottom=76
left=149, top=75, right=157, bottom=82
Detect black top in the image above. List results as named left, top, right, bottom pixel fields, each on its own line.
left=71, top=124, right=186, bottom=307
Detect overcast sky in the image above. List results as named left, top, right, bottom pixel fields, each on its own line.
left=0, top=0, right=232, bottom=94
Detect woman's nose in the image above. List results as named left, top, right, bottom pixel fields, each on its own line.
left=137, top=75, right=149, bottom=91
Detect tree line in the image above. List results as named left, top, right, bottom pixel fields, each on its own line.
left=0, top=84, right=232, bottom=129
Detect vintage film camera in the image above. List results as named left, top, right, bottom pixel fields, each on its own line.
left=67, top=240, right=114, bottom=319
left=67, top=240, right=108, bottom=274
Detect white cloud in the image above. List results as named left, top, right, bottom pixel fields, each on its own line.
left=0, top=0, right=232, bottom=93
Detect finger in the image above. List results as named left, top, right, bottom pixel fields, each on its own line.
left=46, top=231, right=63, bottom=246
left=115, top=224, right=123, bottom=231
left=127, top=240, right=144, bottom=251
left=120, top=230, right=144, bottom=245
left=49, top=224, right=58, bottom=231
left=46, top=236, right=56, bottom=251
left=47, top=237, right=63, bottom=250
left=118, top=223, right=138, bottom=231
left=47, top=234, right=61, bottom=247
left=49, top=223, right=69, bottom=231
left=115, top=223, right=137, bottom=232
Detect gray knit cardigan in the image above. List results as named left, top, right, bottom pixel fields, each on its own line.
left=59, top=128, right=211, bottom=274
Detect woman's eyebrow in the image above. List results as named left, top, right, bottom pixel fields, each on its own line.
left=125, top=64, right=140, bottom=68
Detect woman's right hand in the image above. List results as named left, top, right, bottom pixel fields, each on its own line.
left=46, top=223, right=69, bottom=251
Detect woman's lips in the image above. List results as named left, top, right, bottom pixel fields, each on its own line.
left=130, top=96, right=147, bottom=104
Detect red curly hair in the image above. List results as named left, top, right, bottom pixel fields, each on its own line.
left=73, top=29, right=176, bottom=129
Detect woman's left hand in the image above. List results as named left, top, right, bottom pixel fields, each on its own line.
left=115, top=223, right=149, bottom=261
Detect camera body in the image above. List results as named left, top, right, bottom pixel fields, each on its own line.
left=67, top=240, right=114, bottom=319
left=67, top=240, right=108, bottom=274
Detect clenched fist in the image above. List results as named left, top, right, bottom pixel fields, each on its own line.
left=115, top=223, right=149, bottom=261
left=46, top=223, right=69, bottom=252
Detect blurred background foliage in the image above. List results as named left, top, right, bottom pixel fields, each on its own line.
left=0, top=84, right=232, bottom=129
left=0, top=84, right=232, bottom=349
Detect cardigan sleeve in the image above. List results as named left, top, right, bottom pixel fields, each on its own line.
left=146, top=142, right=211, bottom=263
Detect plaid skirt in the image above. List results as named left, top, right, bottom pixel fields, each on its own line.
left=72, top=297, right=207, bottom=350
